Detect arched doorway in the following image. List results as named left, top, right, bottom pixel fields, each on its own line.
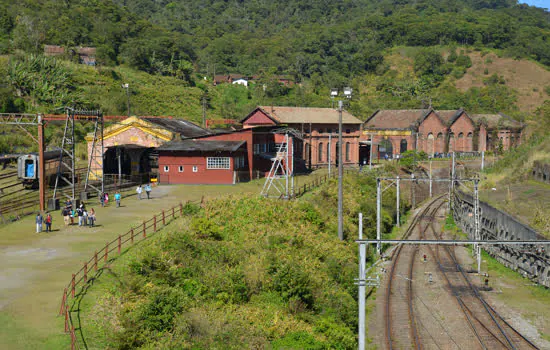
left=427, top=133, right=434, bottom=156
left=400, top=139, right=407, bottom=154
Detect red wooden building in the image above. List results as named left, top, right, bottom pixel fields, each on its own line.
left=157, top=140, right=247, bottom=185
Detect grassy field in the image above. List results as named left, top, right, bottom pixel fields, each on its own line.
left=0, top=171, right=312, bottom=349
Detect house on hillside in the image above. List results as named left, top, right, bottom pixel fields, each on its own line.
left=213, top=74, right=246, bottom=85
left=43, top=45, right=97, bottom=65
left=361, top=108, right=524, bottom=159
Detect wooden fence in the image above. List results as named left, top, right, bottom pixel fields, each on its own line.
left=58, top=198, right=203, bottom=349
left=58, top=169, right=358, bottom=348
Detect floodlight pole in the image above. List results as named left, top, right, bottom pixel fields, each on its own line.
left=358, top=212, right=366, bottom=350
left=338, top=100, right=344, bottom=241
left=328, top=133, right=332, bottom=177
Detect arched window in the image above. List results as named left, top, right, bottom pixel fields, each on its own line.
left=305, top=143, right=310, bottom=162
left=379, top=139, right=393, bottom=159
left=400, top=139, right=407, bottom=153
left=345, top=142, right=350, bottom=161
left=427, top=133, right=434, bottom=155
left=318, top=142, right=323, bottom=162
left=458, top=132, right=464, bottom=138
left=437, top=133, right=443, bottom=139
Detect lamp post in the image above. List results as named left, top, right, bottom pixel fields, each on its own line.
left=122, top=83, right=130, bottom=117
left=331, top=87, right=352, bottom=241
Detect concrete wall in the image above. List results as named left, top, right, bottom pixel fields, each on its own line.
left=533, top=161, right=550, bottom=183
left=452, top=190, right=550, bottom=287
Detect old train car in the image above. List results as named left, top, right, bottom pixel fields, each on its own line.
left=17, top=149, right=68, bottom=188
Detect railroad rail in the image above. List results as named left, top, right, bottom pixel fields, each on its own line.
left=424, top=204, right=539, bottom=349
left=384, top=194, right=448, bottom=349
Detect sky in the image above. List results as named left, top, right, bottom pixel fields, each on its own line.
left=518, top=0, right=550, bottom=9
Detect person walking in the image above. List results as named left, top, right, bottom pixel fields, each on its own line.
left=35, top=213, right=43, bottom=233
left=82, top=208, right=88, bottom=226
left=145, top=183, right=152, bottom=199
left=100, top=192, right=105, bottom=207
left=136, top=185, right=143, bottom=200
left=45, top=213, right=52, bottom=232
left=88, top=208, right=95, bottom=227
left=70, top=208, right=75, bottom=225
left=114, top=191, right=121, bottom=207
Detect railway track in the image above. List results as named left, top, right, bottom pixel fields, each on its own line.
left=423, top=202, right=539, bottom=349
left=385, top=194, right=447, bottom=349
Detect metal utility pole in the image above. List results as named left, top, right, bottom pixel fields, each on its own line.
left=328, top=133, right=332, bottom=177
left=37, top=115, right=45, bottom=212
left=201, top=91, right=208, bottom=128
left=122, top=83, right=130, bottom=117
left=338, top=100, right=344, bottom=241
left=358, top=212, right=366, bottom=350
left=429, top=156, right=433, bottom=198
left=481, top=151, right=485, bottom=171
left=376, top=177, right=381, bottom=255
left=117, top=147, right=122, bottom=187
left=291, top=136, right=294, bottom=197
left=474, top=179, right=481, bottom=273
left=396, top=176, right=400, bottom=227
left=369, top=133, right=375, bottom=170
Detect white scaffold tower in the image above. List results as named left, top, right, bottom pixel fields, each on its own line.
left=261, top=128, right=302, bottom=199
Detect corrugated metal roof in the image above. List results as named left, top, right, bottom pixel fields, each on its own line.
left=364, top=109, right=429, bottom=129
left=257, top=106, right=363, bottom=124
left=143, top=118, right=212, bottom=138
left=157, top=140, right=246, bottom=152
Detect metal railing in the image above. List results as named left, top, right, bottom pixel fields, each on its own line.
left=58, top=197, right=204, bottom=349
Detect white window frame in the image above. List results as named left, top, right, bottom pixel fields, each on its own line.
left=178, top=165, right=184, bottom=172
left=163, top=165, right=169, bottom=172
left=207, top=157, right=231, bottom=170
left=192, top=166, right=198, bottom=173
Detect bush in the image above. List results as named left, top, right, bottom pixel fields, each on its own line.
left=270, top=262, right=314, bottom=310
left=190, top=216, right=223, bottom=240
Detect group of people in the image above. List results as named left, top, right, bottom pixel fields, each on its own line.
left=60, top=199, right=96, bottom=227
left=35, top=183, right=153, bottom=233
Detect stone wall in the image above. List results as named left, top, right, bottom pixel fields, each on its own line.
left=532, top=161, right=550, bottom=183
left=452, top=189, right=550, bottom=287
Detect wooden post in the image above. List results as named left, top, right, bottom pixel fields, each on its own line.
left=71, top=326, right=76, bottom=350
left=153, top=215, right=157, bottom=232
left=180, top=202, right=183, bottom=215
left=130, top=228, right=134, bottom=244
left=143, top=221, right=146, bottom=238
left=104, top=242, right=109, bottom=262
left=83, top=262, right=88, bottom=283
left=94, top=251, right=98, bottom=271
left=71, top=274, right=75, bottom=298
left=64, top=308, right=69, bottom=333
left=201, top=196, right=204, bottom=207
left=59, top=289, right=67, bottom=316
left=172, top=207, right=175, bottom=218
left=162, top=210, right=165, bottom=225
left=118, top=235, right=121, bottom=254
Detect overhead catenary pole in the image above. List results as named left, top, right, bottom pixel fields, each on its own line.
left=376, top=177, right=381, bottom=255
left=369, top=133, right=374, bottom=170
left=338, top=100, right=344, bottom=241
left=429, top=156, right=433, bottom=198
left=396, top=176, right=400, bottom=227
left=474, top=178, right=481, bottom=273
left=481, top=151, right=485, bottom=171
left=358, top=212, right=366, bottom=350
left=38, top=115, right=46, bottom=212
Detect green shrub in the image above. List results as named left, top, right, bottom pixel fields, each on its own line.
left=270, top=262, right=314, bottom=310
left=272, top=332, right=324, bottom=350
left=190, top=216, right=223, bottom=240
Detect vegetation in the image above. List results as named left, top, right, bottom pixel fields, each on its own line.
left=79, top=171, right=403, bottom=349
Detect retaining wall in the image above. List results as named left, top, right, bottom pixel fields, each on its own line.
left=532, top=161, right=550, bottom=184
left=452, top=189, right=550, bottom=287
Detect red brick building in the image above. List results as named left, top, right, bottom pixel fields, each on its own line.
left=242, top=106, right=363, bottom=168
left=362, top=108, right=524, bottom=159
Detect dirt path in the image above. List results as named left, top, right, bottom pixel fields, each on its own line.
left=0, top=181, right=265, bottom=349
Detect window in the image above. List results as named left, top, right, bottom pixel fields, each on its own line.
left=253, top=144, right=260, bottom=155
left=437, top=132, right=443, bottom=139
left=318, top=142, right=323, bottom=162
left=346, top=129, right=351, bottom=134
left=163, top=165, right=169, bottom=172
left=193, top=166, right=198, bottom=173
left=345, top=142, right=350, bottom=161
left=178, top=166, right=184, bottom=172
left=458, top=132, right=464, bottom=138
left=400, top=139, right=408, bottom=153
left=207, top=157, right=231, bottom=169
left=305, top=143, right=310, bottom=161
left=327, top=128, right=332, bottom=134
left=318, top=128, right=324, bottom=134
